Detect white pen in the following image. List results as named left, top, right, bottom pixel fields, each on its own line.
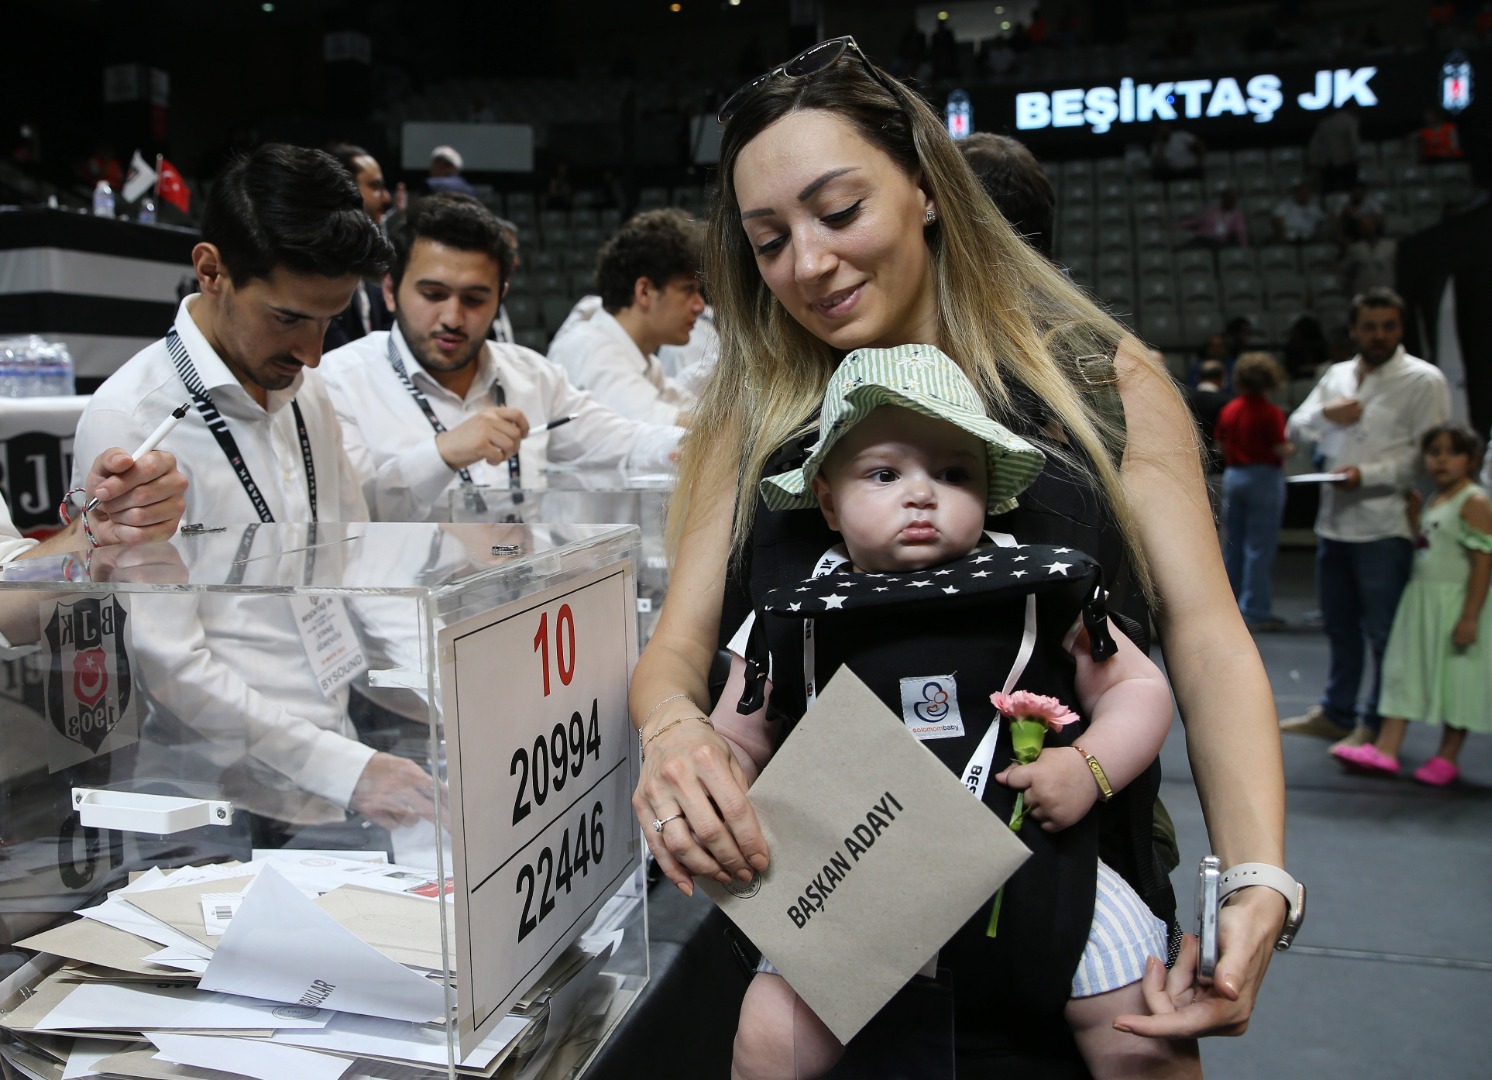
left=84, top=401, right=191, bottom=513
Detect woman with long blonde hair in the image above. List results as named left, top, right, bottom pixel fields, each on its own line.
left=629, top=36, right=1290, bottom=1073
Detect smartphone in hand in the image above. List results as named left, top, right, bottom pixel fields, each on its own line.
left=1196, top=855, right=1221, bottom=985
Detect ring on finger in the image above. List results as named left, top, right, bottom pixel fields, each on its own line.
left=651, top=813, right=683, bottom=833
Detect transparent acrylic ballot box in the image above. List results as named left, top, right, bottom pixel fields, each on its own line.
left=449, top=470, right=672, bottom=645
left=0, top=522, right=647, bottom=1080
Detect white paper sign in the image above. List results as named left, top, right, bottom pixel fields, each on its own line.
left=439, top=562, right=639, bottom=1058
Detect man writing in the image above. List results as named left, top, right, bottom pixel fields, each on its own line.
left=1281, top=288, right=1451, bottom=745
left=320, top=193, right=680, bottom=523
left=71, top=144, right=438, bottom=835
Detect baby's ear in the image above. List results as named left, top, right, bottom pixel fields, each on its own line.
left=811, top=474, right=839, bottom=531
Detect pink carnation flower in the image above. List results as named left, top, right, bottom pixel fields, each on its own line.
left=990, top=690, right=1077, bottom=729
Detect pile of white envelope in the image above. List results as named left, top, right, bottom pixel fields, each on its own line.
left=0, top=851, right=637, bottom=1080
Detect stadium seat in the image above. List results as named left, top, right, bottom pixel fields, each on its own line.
left=1300, top=243, right=1339, bottom=272
left=1137, top=225, right=1173, bottom=250
left=1136, top=200, right=1168, bottom=225
left=1175, top=248, right=1215, bottom=277
left=1056, top=226, right=1095, bottom=259
left=539, top=293, right=576, bottom=332
left=1269, top=147, right=1304, bottom=172
left=1265, top=272, right=1308, bottom=307
left=1167, top=179, right=1203, bottom=201
left=515, top=329, right=549, bottom=353
left=1218, top=248, right=1258, bottom=274
left=1097, top=274, right=1135, bottom=307
left=1138, top=305, right=1183, bottom=348
left=1137, top=273, right=1175, bottom=306
left=504, top=294, right=541, bottom=330
left=1096, top=251, right=1131, bottom=277
left=1180, top=275, right=1220, bottom=304
left=1182, top=305, right=1223, bottom=343
left=1098, top=225, right=1133, bottom=252
left=1258, top=246, right=1301, bottom=274
left=1137, top=250, right=1172, bottom=276
left=1221, top=272, right=1264, bottom=307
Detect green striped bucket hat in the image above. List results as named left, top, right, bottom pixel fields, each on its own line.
left=760, top=344, right=1045, bottom=514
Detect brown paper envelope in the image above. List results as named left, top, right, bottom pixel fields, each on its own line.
left=1, top=970, right=81, bottom=1031
left=16, top=919, right=185, bottom=977
left=701, top=668, right=1031, bottom=1044
left=312, top=885, right=455, bottom=971
left=123, top=877, right=258, bottom=950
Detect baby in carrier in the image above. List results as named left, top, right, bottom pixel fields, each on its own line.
left=716, top=346, right=1199, bottom=1079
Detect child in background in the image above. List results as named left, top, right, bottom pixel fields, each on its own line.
left=1333, top=424, right=1492, bottom=784
left=1215, top=351, right=1294, bottom=632
left=711, top=347, right=1199, bottom=1080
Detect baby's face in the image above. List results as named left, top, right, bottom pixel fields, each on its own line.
left=812, top=406, right=988, bottom=573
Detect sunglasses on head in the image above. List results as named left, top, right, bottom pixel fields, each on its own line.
left=717, top=35, right=900, bottom=124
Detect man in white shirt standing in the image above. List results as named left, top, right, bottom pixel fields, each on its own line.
left=1281, top=288, right=1451, bottom=745
left=546, top=208, right=702, bottom=426
left=320, top=193, right=681, bottom=523
left=70, top=144, right=437, bottom=838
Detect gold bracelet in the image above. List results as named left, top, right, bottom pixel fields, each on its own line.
left=640, top=714, right=712, bottom=760
left=641, top=692, right=697, bottom=728
left=1072, top=744, right=1114, bottom=803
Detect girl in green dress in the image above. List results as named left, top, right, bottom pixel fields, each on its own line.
left=1333, top=424, right=1492, bottom=785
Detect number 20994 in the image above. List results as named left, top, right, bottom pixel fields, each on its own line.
left=515, top=802, right=606, bottom=942
left=510, top=699, right=602, bottom=825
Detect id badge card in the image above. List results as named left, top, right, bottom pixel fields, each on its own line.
left=289, top=595, right=368, bottom=699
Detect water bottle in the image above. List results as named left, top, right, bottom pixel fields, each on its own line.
left=0, top=336, right=75, bottom=397
left=92, top=179, right=115, bottom=218
left=137, top=197, right=156, bottom=223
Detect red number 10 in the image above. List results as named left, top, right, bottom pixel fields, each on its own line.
left=533, top=604, right=577, bottom=696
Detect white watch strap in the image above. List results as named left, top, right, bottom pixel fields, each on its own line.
left=1219, top=862, right=1297, bottom=909
left=1219, top=862, right=1304, bottom=948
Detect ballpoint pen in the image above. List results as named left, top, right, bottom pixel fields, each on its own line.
left=84, top=401, right=190, bottom=513
left=528, top=414, right=578, bottom=435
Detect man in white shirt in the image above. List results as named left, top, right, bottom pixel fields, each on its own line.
left=1149, top=122, right=1205, bottom=181
left=70, top=144, right=435, bottom=838
left=1273, top=182, right=1327, bottom=244
left=320, top=193, right=681, bottom=523
left=546, top=208, right=702, bottom=426
left=1281, top=288, right=1451, bottom=743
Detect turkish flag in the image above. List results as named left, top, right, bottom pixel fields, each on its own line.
left=158, top=157, right=191, bottom=213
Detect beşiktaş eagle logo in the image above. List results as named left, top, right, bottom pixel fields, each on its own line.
left=44, top=596, right=134, bottom=753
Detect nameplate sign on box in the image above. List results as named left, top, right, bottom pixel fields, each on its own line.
left=701, top=668, right=1030, bottom=1044
left=439, top=562, right=639, bottom=1058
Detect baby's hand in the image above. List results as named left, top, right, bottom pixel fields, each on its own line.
left=994, top=747, right=1098, bottom=831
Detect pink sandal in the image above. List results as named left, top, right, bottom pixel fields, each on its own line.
left=1331, top=742, right=1400, bottom=776
left=1412, top=756, right=1460, bottom=787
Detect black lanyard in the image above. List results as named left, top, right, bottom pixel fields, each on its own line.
left=225, top=523, right=320, bottom=590
left=488, top=381, right=523, bottom=492
left=385, top=334, right=478, bottom=490
left=167, top=327, right=317, bottom=523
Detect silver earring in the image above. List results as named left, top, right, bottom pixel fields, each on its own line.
left=925, top=209, right=937, bottom=223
